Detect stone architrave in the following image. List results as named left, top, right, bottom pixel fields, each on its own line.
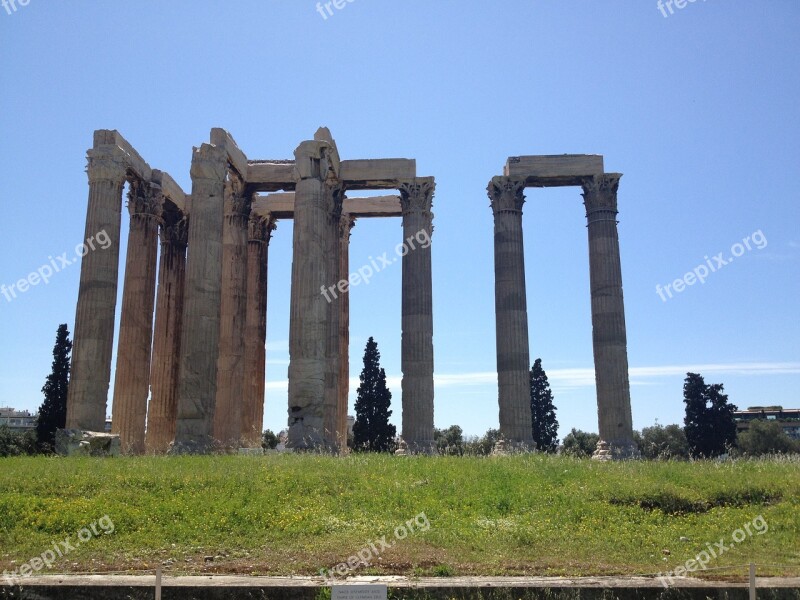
left=111, top=179, right=162, bottom=454
left=213, top=175, right=251, bottom=450
left=581, top=174, right=637, bottom=458
left=172, top=144, right=228, bottom=453
left=398, top=178, right=436, bottom=453
left=287, top=139, right=338, bottom=450
left=488, top=177, right=534, bottom=447
left=241, top=212, right=275, bottom=447
left=145, top=212, right=188, bottom=453
left=66, top=150, right=128, bottom=432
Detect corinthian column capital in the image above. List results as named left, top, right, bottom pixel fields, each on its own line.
left=581, top=173, right=622, bottom=220
left=160, top=214, right=188, bottom=247
left=86, top=150, right=128, bottom=185
left=127, top=179, right=163, bottom=220
left=224, top=172, right=251, bottom=219
left=488, top=177, right=526, bottom=214
left=248, top=213, right=276, bottom=244
left=399, top=177, right=435, bottom=215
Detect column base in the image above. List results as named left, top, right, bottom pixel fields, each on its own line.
left=286, top=421, right=340, bottom=453
left=492, top=437, right=536, bottom=455
left=592, top=439, right=640, bottom=461
left=55, top=429, right=120, bottom=457
left=167, top=436, right=218, bottom=455
left=403, top=439, right=438, bottom=455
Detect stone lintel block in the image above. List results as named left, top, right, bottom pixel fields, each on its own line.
left=344, top=196, right=402, bottom=217
left=252, top=193, right=295, bottom=219
left=151, top=169, right=188, bottom=213
left=504, top=154, right=604, bottom=187
left=246, top=162, right=297, bottom=192
left=92, top=129, right=152, bottom=182
left=210, top=128, right=249, bottom=179
left=55, top=429, right=121, bottom=457
left=340, top=159, right=417, bottom=190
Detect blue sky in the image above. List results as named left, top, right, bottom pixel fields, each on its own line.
left=1, top=1, right=798, bottom=439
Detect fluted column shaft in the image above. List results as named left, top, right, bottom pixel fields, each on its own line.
left=488, top=177, right=533, bottom=445
left=288, top=140, right=337, bottom=450
left=399, top=178, right=436, bottom=453
left=582, top=174, right=636, bottom=457
left=241, top=213, right=275, bottom=447
left=338, top=214, right=355, bottom=451
left=66, top=151, right=127, bottom=432
left=213, top=179, right=251, bottom=450
left=111, top=181, right=161, bottom=454
left=323, top=185, right=344, bottom=449
left=145, top=213, right=188, bottom=453
left=173, top=144, right=228, bottom=453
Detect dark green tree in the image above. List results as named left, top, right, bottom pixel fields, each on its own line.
left=352, top=337, right=396, bottom=452
left=636, top=423, right=691, bottom=460
left=683, top=372, right=738, bottom=458
left=262, top=429, right=279, bottom=450
left=35, top=324, right=72, bottom=452
left=561, top=428, right=599, bottom=458
left=529, top=358, right=559, bottom=452
left=434, top=425, right=464, bottom=455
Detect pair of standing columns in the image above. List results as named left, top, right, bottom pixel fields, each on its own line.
left=488, top=174, right=636, bottom=456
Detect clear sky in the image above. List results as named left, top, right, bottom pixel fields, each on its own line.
left=1, top=1, right=798, bottom=440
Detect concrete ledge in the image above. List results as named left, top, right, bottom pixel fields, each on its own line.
left=2, top=575, right=798, bottom=600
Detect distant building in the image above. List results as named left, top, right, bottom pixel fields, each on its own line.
left=0, top=407, right=37, bottom=431
left=734, top=406, right=800, bottom=440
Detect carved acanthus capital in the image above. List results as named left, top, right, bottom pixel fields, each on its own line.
left=127, top=179, right=163, bottom=220
left=248, top=213, right=276, bottom=244
left=326, top=183, right=346, bottom=221
left=581, top=174, right=621, bottom=221
left=488, top=177, right=525, bottom=214
left=339, top=213, right=356, bottom=240
left=190, top=144, right=228, bottom=183
left=399, top=178, right=435, bottom=215
left=86, top=150, right=128, bottom=185
left=160, top=215, right=189, bottom=247
left=224, top=172, right=251, bottom=219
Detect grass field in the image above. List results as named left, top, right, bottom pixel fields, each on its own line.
left=0, top=454, right=798, bottom=581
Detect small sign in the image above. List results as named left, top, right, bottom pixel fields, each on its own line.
left=332, top=585, right=388, bottom=600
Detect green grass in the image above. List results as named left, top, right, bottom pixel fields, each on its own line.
left=0, top=454, right=798, bottom=579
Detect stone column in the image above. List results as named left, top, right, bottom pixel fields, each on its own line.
left=338, top=214, right=355, bottom=451
left=66, top=150, right=127, bottom=432
left=581, top=174, right=637, bottom=458
left=399, top=178, right=436, bottom=453
left=488, top=177, right=533, bottom=447
left=241, top=212, right=275, bottom=447
left=323, top=184, right=344, bottom=450
left=172, top=144, right=228, bottom=454
left=145, top=211, right=188, bottom=454
left=287, top=140, right=337, bottom=450
left=213, top=176, right=251, bottom=450
left=111, top=180, right=161, bottom=454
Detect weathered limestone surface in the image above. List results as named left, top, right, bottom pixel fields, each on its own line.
left=581, top=174, right=638, bottom=459
left=111, top=180, right=161, bottom=454
left=340, top=159, right=416, bottom=189
left=145, top=211, right=187, bottom=453
left=399, top=178, right=436, bottom=453
left=55, top=429, right=120, bottom=457
left=241, top=213, right=274, bottom=447
left=338, top=214, right=355, bottom=451
left=488, top=177, right=534, bottom=446
left=287, top=137, right=339, bottom=450
left=213, top=175, right=251, bottom=450
left=172, top=144, right=228, bottom=453
left=504, top=154, right=604, bottom=186
left=65, top=149, right=128, bottom=432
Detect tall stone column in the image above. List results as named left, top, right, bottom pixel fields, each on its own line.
left=111, top=180, right=161, bottom=454
left=241, top=213, right=275, bottom=447
left=66, top=150, right=128, bottom=432
left=172, top=144, right=228, bottom=453
left=338, top=214, right=355, bottom=451
left=323, top=184, right=344, bottom=450
left=145, top=211, right=188, bottom=454
left=488, top=177, right=533, bottom=447
left=213, top=176, right=251, bottom=450
left=399, top=178, right=436, bottom=453
left=287, top=140, right=337, bottom=450
left=581, top=174, right=637, bottom=458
